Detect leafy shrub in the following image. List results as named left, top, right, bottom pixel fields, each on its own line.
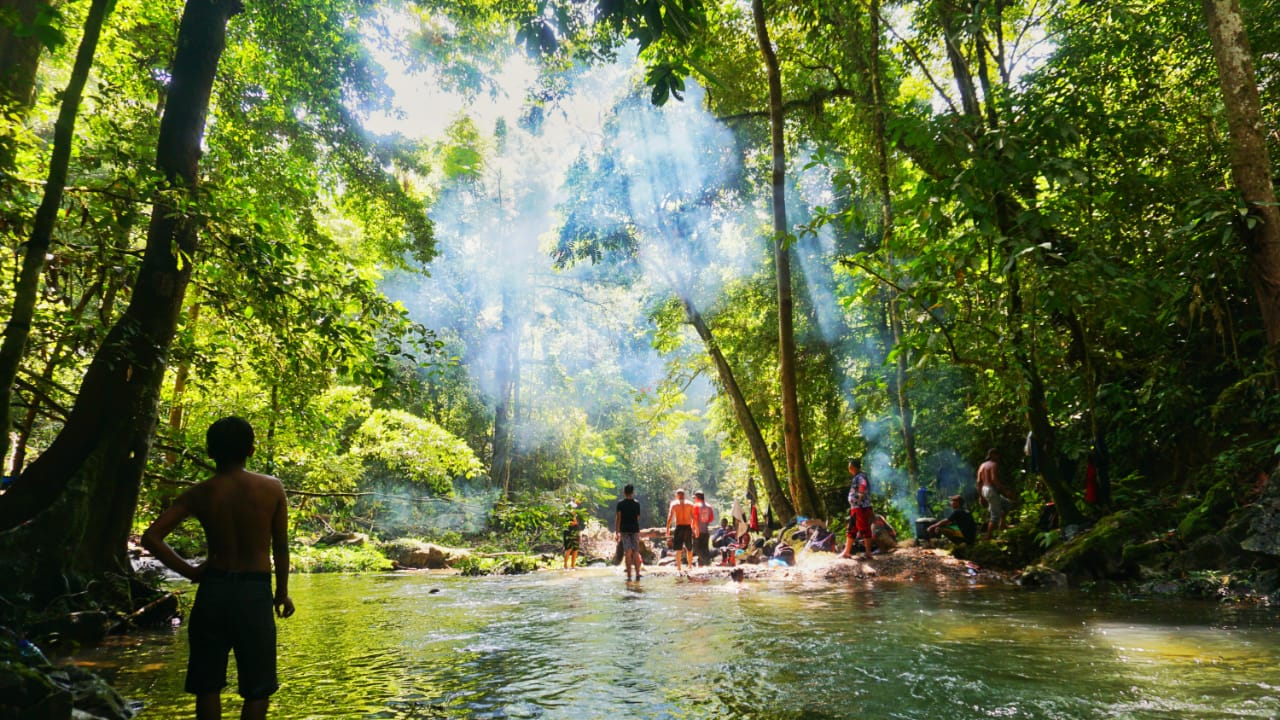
left=291, top=543, right=394, bottom=573
left=490, top=499, right=558, bottom=550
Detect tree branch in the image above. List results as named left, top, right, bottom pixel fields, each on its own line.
left=837, top=255, right=977, bottom=366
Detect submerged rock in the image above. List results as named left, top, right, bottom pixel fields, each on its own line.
left=1017, top=565, right=1068, bottom=588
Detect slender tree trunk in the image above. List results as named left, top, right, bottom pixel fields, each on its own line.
left=164, top=298, right=200, bottom=468
left=0, top=0, right=243, bottom=599
left=751, top=0, right=822, bottom=519
left=265, top=382, right=278, bottom=471
left=867, top=0, right=919, bottom=484
left=1003, top=202, right=1082, bottom=526
left=491, top=291, right=517, bottom=498
left=10, top=267, right=106, bottom=475
left=0, top=0, right=113, bottom=468
left=1202, top=0, right=1280, bottom=346
left=680, top=296, right=795, bottom=521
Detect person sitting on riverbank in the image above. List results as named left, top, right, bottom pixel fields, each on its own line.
left=805, top=525, right=836, bottom=553
left=711, top=518, right=734, bottom=548
left=141, top=416, right=295, bottom=720
left=872, top=514, right=898, bottom=553
left=721, top=528, right=749, bottom=565
left=927, top=495, right=977, bottom=545
left=769, top=541, right=796, bottom=567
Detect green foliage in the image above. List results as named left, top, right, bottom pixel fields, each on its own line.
left=489, top=499, right=557, bottom=550
left=351, top=409, right=482, bottom=496
left=1035, top=529, right=1061, bottom=550
left=291, top=543, right=395, bottom=573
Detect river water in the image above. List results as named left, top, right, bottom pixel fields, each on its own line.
left=74, top=570, right=1280, bottom=719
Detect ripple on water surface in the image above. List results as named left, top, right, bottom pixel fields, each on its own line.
left=71, top=570, right=1280, bottom=719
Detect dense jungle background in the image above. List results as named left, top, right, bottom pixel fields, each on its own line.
left=2, top=0, right=1280, bottom=696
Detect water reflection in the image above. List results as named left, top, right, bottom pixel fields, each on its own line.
left=73, top=570, right=1280, bottom=719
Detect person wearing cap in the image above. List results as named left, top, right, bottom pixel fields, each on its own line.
left=840, top=457, right=875, bottom=561
left=927, top=495, right=977, bottom=545
left=665, top=489, right=698, bottom=573
left=691, top=491, right=716, bottom=566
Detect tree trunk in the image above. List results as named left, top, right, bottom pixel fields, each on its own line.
left=0, top=0, right=243, bottom=599
left=491, top=291, right=517, bottom=498
left=867, top=0, right=919, bottom=484
left=0, top=0, right=47, bottom=176
left=751, top=0, right=822, bottom=519
left=1202, top=0, right=1280, bottom=346
left=164, top=301, right=200, bottom=468
left=680, top=297, right=795, bottom=521
left=0, top=0, right=113, bottom=467
left=10, top=266, right=107, bottom=475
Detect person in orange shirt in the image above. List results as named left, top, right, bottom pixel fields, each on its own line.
left=665, top=488, right=699, bottom=573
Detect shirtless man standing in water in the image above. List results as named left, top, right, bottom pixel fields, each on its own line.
left=665, top=488, right=699, bottom=573
left=143, top=416, right=296, bottom=720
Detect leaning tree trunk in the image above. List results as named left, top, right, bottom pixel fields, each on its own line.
left=680, top=297, right=796, bottom=522
left=1202, top=0, right=1280, bottom=347
left=752, top=0, right=822, bottom=519
left=0, top=0, right=243, bottom=601
left=0, top=0, right=115, bottom=471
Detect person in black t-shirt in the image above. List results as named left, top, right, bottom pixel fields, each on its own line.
left=615, top=484, right=643, bottom=581
left=927, top=495, right=977, bottom=545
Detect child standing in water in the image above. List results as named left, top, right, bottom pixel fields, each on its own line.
left=563, top=500, right=583, bottom=569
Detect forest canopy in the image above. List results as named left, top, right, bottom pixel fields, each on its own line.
left=0, top=0, right=1277, bottom=598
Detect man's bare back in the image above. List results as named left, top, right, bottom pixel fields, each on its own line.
left=142, top=417, right=294, bottom=719
left=193, top=470, right=285, bottom=572
left=144, top=470, right=290, bottom=581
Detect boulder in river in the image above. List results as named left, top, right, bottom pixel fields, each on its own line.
left=315, top=532, right=369, bottom=547
left=382, top=539, right=471, bottom=569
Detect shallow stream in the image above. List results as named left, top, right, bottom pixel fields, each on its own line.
left=74, top=570, right=1280, bottom=719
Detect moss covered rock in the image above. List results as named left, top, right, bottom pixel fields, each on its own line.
left=1041, top=510, right=1157, bottom=580
left=1236, top=476, right=1280, bottom=559
left=1176, top=480, right=1236, bottom=542
left=382, top=539, right=471, bottom=569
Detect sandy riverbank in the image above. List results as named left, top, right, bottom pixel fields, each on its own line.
left=592, top=543, right=1010, bottom=586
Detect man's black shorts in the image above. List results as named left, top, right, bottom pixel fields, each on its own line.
left=185, top=569, right=278, bottom=700
left=672, top=525, right=694, bottom=551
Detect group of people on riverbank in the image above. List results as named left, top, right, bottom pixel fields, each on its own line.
left=598, top=449, right=1013, bottom=581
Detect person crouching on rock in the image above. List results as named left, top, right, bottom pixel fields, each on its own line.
left=927, top=495, right=977, bottom=546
